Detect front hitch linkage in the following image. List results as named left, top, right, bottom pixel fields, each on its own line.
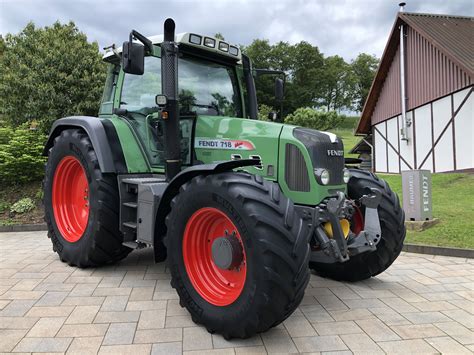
left=309, top=188, right=383, bottom=264
left=347, top=188, right=382, bottom=254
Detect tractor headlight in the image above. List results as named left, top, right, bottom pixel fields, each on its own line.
left=204, top=37, right=216, bottom=48
left=315, top=169, right=330, bottom=185
left=189, top=34, right=202, bottom=45
left=343, top=168, right=351, bottom=183
left=218, top=41, right=229, bottom=52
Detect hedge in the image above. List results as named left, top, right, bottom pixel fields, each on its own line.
left=0, top=126, right=46, bottom=185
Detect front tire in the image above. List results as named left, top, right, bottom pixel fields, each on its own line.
left=310, top=169, right=406, bottom=281
left=44, top=129, right=131, bottom=267
left=166, top=173, right=310, bottom=339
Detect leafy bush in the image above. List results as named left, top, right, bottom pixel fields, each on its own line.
left=257, top=104, right=273, bottom=121
left=0, top=201, right=9, bottom=213
left=0, top=219, right=15, bottom=226
left=35, top=188, right=44, bottom=201
left=10, top=197, right=35, bottom=214
left=0, top=126, right=46, bottom=185
left=284, top=108, right=345, bottom=131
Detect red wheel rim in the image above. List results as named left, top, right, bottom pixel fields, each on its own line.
left=183, top=207, right=247, bottom=306
left=351, top=206, right=364, bottom=235
left=52, top=156, right=90, bottom=243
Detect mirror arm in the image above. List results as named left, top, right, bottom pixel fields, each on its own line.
left=255, top=68, right=286, bottom=79
left=130, top=30, right=154, bottom=53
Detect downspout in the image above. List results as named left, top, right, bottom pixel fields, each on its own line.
left=399, top=2, right=410, bottom=142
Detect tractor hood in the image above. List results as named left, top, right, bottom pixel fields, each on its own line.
left=194, top=115, right=284, bottom=181
left=194, top=116, right=347, bottom=206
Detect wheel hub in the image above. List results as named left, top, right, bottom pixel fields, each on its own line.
left=211, top=232, right=243, bottom=270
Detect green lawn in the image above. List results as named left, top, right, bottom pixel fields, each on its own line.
left=329, top=116, right=360, bottom=158
left=380, top=173, right=474, bottom=249
left=330, top=116, right=362, bottom=158
left=330, top=128, right=359, bottom=158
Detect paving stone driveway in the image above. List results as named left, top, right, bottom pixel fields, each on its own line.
left=0, top=231, right=473, bottom=354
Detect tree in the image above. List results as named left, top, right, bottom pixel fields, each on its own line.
left=0, top=22, right=106, bottom=133
left=351, top=53, right=379, bottom=112
left=243, top=36, right=377, bottom=115
left=242, top=40, right=324, bottom=116
left=287, top=41, right=324, bottom=112
left=214, top=33, right=225, bottom=40
left=317, top=55, right=356, bottom=112
left=241, top=39, right=276, bottom=110
left=0, top=35, right=5, bottom=58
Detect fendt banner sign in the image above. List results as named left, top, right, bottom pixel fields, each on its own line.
left=402, top=170, right=433, bottom=221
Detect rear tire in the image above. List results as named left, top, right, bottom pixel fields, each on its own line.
left=310, top=169, right=405, bottom=281
left=44, top=129, right=131, bottom=267
left=166, top=173, right=310, bottom=339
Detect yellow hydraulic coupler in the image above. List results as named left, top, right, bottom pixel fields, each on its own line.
left=323, top=219, right=350, bottom=239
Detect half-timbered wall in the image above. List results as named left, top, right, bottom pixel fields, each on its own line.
left=373, top=86, right=473, bottom=173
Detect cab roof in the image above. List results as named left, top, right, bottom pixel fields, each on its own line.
left=103, top=32, right=241, bottom=62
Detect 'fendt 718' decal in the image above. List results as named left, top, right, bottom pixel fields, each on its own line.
left=195, top=138, right=255, bottom=150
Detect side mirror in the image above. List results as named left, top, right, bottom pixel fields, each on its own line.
left=268, top=112, right=278, bottom=121
left=122, top=41, right=145, bottom=75
left=275, top=78, right=284, bottom=102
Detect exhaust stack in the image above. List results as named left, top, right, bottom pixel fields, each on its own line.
left=161, top=18, right=181, bottom=180
left=399, top=2, right=410, bottom=142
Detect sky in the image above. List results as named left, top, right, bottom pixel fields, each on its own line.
left=1, top=0, right=473, bottom=61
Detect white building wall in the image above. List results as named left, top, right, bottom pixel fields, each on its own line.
left=386, top=117, right=399, bottom=173
left=432, top=95, right=454, bottom=172
left=453, top=88, right=474, bottom=170
left=373, top=87, right=473, bottom=173
left=398, top=111, right=415, bottom=171
left=413, top=104, right=433, bottom=172
left=374, top=123, right=387, bottom=173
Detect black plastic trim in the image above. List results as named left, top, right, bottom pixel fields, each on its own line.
left=285, top=143, right=310, bottom=192
left=43, top=116, right=121, bottom=173
left=102, top=119, right=127, bottom=173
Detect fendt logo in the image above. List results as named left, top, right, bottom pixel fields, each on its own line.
left=327, top=149, right=344, bottom=157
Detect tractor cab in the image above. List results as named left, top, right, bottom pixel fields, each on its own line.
left=101, top=32, right=255, bottom=170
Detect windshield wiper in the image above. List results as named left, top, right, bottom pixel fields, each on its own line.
left=192, top=103, right=220, bottom=115
left=179, top=93, right=220, bottom=115
left=180, top=102, right=220, bottom=115
left=113, top=107, right=159, bottom=118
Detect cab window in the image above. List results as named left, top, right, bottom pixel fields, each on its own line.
left=179, top=56, right=242, bottom=117
left=120, top=56, right=161, bottom=110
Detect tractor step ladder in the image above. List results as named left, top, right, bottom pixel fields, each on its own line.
left=118, top=176, right=166, bottom=246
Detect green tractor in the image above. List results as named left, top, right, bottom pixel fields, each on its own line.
left=43, top=19, right=405, bottom=338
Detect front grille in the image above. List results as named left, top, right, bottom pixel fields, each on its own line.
left=285, top=143, right=310, bottom=192
left=293, top=128, right=344, bottom=185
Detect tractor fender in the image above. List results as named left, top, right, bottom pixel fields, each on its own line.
left=153, top=159, right=259, bottom=261
left=43, top=116, right=127, bottom=173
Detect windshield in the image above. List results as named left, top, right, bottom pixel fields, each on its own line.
left=120, top=54, right=242, bottom=117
